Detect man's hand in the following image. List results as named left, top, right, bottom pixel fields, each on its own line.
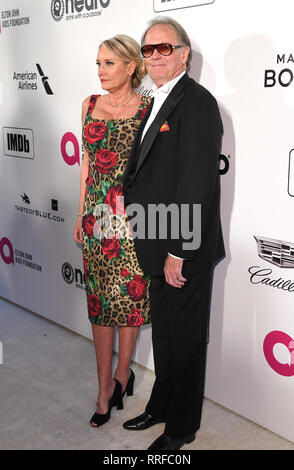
left=164, top=254, right=187, bottom=288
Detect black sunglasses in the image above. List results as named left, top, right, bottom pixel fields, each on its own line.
left=141, top=43, right=183, bottom=58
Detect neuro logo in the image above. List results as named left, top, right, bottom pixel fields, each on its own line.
left=62, top=262, right=85, bottom=288
left=36, top=64, right=53, bottom=95
left=254, top=235, right=294, bottom=268
left=62, top=262, right=74, bottom=284
left=51, top=0, right=65, bottom=21
left=264, top=331, right=294, bottom=376
left=50, top=0, right=111, bottom=22
left=154, top=0, right=215, bottom=13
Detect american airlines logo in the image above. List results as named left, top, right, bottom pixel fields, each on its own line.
left=254, top=235, right=294, bottom=268
left=36, top=64, right=53, bottom=95
left=153, top=0, right=215, bottom=12
left=13, top=64, right=53, bottom=94
left=3, top=127, right=34, bottom=159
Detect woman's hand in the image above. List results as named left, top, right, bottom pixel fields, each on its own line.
left=73, top=216, right=83, bottom=244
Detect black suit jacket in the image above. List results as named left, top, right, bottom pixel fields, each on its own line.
left=123, top=73, right=225, bottom=276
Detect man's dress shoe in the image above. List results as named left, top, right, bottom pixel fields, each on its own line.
left=123, top=411, right=164, bottom=430
left=147, top=433, right=195, bottom=450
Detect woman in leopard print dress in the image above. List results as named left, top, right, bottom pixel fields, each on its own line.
left=73, top=35, right=151, bottom=428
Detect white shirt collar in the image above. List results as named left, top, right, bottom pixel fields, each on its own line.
left=154, top=71, right=186, bottom=95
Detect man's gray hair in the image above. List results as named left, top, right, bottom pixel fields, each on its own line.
left=141, top=17, right=192, bottom=71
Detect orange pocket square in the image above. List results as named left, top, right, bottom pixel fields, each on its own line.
left=160, top=121, right=170, bottom=132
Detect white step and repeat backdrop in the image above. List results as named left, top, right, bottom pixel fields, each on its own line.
left=1, top=0, right=294, bottom=443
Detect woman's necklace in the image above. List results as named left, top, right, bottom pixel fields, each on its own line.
left=108, top=92, right=135, bottom=108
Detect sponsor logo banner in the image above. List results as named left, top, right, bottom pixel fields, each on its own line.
left=264, top=331, right=294, bottom=377
left=50, top=0, right=111, bottom=23
left=61, top=131, right=80, bottom=166
left=62, top=261, right=86, bottom=290
left=13, top=64, right=53, bottom=93
left=1, top=8, right=30, bottom=31
left=248, top=236, right=294, bottom=295
left=14, top=193, right=65, bottom=224
left=264, top=53, right=294, bottom=88
left=0, top=237, right=42, bottom=271
left=254, top=235, right=294, bottom=268
left=154, top=0, right=215, bottom=13
left=3, top=127, right=34, bottom=159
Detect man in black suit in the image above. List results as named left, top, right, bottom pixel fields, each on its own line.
left=122, top=17, right=225, bottom=450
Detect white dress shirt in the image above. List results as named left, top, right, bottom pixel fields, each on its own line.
left=141, top=71, right=185, bottom=141
left=141, top=71, right=186, bottom=260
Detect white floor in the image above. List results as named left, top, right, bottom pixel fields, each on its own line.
left=1, top=296, right=294, bottom=451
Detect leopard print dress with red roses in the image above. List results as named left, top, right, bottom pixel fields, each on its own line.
left=82, top=94, right=151, bottom=327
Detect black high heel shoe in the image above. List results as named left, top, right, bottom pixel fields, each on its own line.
left=122, top=369, right=135, bottom=398
left=111, top=378, right=124, bottom=410
left=90, top=379, right=123, bottom=428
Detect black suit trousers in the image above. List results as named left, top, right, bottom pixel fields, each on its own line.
left=145, top=267, right=213, bottom=438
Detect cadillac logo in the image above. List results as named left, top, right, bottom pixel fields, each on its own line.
left=254, top=235, right=294, bottom=268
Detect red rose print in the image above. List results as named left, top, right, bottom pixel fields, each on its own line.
left=104, top=184, right=125, bottom=215
left=127, top=275, right=147, bottom=301
left=88, top=96, right=98, bottom=114
left=120, top=268, right=130, bottom=278
left=88, top=294, right=101, bottom=317
left=127, top=309, right=144, bottom=326
left=84, top=122, right=108, bottom=144
left=83, top=214, right=96, bottom=238
left=139, top=106, right=149, bottom=120
left=101, top=238, right=121, bottom=261
left=95, top=149, right=118, bottom=175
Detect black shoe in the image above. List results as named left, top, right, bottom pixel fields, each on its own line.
left=89, top=407, right=111, bottom=428
left=123, top=411, right=165, bottom=431
left=147, top=433, right=195, bottom=450
left=90, top=379, right=123, bottom=428
left=122, top=369, right=135, bottom=398
left=110, top=379, right=124, bottom=410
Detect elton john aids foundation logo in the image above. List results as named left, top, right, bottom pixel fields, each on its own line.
left=154, top=0, right=215, bottom=12
left=61, top=132, right=80, bottom=166
left=0, top=237, right=14, bottom=264
left=264, top=331, right=294, bottom=376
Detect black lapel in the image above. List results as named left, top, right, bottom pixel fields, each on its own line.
left=134, top=73, right=190, bottom=177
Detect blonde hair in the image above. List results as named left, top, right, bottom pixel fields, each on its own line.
left=100, top=34, right=146, bottom=89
